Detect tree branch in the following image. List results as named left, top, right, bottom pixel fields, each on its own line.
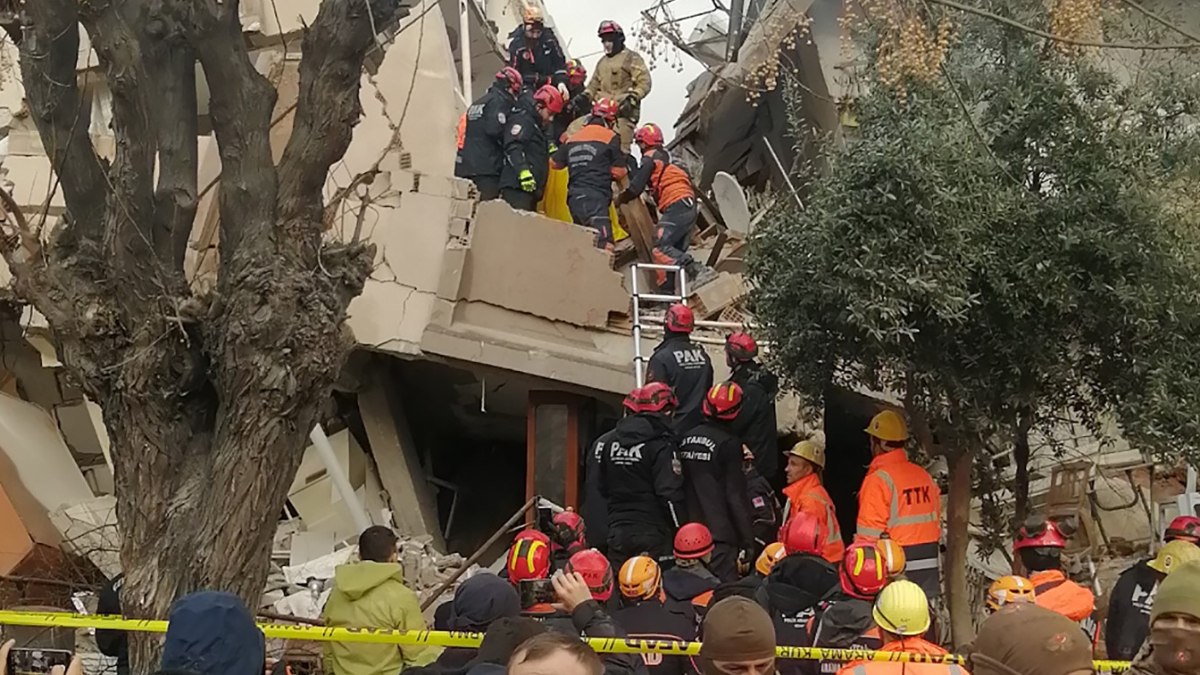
left=19, top=0, right=110, bottom=248
left=1116, top=0, right=1200, bottom=46
left=277, top=0, right=402, bottom=263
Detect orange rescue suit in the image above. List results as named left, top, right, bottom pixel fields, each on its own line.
left=1030, top=569, right=1098, bottom=642
left=855, top=450, right=940, bottom=546
left=836, top=637, right=969, bottom=675
left=783, top=473, right=845, bottom=563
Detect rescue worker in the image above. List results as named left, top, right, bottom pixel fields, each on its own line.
left=781, top=437, right=844, bottom=564
left=550, top=98, right=627, bottom=249
left=555, top=59, right=591, bottom=143
left=663, top=523, right=721, bottom=613
left=985, top=575, right=1037, bottom=615
left=506, top=5, right=566, bottom=90
left=508, top=528, right=554, bottom=585
left=646, top=304, right=714, bottom=435
left=810, top=543, right=889, bottom=675
left=552, top=551, right=648, bottom=675
left=856, top=410, right=941, bottom=598
left=678, top=382, right=756, bottom=583
left=1013, top=516, right=1098, bottom=642
left=836, top=581, right=962, bottom=675
left=725, top=333, right=780, bottom=486
left=584, top=388, right=641, bottom=557
left=549, top=508, right=589, bottom=572
left=502, top=84, right=565, bottom=212
left=618, top=123, right=715, bottom=291
left=612, top=556, right=699, bottom=675
left=457, top=67, right=524, bottom=200
left=1106, top=539, right=1200, bottom=660
left=599, top=382, right=687, bottom=564
left=757, top=512, right=839, bottom=675
left=744, top=448, right=781, bottom=552
left=586, top=20, right=652, bottom=152
left=1165, top=515, right=1200, bottom=544
left=875, top=535, right=906, bottom=582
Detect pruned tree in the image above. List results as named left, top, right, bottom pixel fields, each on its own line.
left=0, top=0, right=403, bottom=668
left=749, top=0, right=1200, bottom=645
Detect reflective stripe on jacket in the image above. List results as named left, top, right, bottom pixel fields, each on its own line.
left=855, top=450, right=941, bottom=550
left=835, top=637, right=967, bottom=675
left=782, top=473, right=845, bottom=563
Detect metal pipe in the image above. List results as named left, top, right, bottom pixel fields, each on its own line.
left=420, top=496, right=539, bottom=610
left=460, top=0, right=473, bottom=101
left=726, top=0, right=746, bottom=61
left=309, top=424, right=372, bottom=535
left=641, top=317, right=758, bottom=330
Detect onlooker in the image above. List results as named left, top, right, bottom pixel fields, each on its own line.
left=1129, top=560, right=1200, bottom=675
left=697, top=596, right=777, bottom=675
left=508, top=632, right=604, bottom=675
left=412, top=617, right=548, bottom=675
left=96, top=573, right=130, bottom=675
left=323, top=526, right=435, bottom=675
left=0, top=639, right=84, bottom=675
left=547, top=563, right=647, bottom=675
left=969, top=603, right=1095, bottom=675
left=434, top=573, right=522, bottom=669
left=160, top=591, right=265, bottom=675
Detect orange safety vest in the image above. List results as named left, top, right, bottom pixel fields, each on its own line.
left=783, top=473, right=845, bottom=563
left=1030, top=569, right=1098, bottom=642
left=855, top=450, right=940, bottom=546
left=836, top=637, right=968, bottom=675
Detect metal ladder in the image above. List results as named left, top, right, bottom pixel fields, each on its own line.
left=630, top=263, right=689, bottom=386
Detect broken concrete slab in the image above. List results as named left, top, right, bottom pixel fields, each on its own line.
left=288, top=428, right=388, bottom=544
left=0, top=393, right=95, bottom=516
left=48, top=495, right=120, bottom=578
left=688, top=272, right=749, bottom=318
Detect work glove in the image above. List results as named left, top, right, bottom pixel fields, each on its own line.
left=519, top=168, right=537, bottom=193
left=557, top=82, right=571, bottom=100
left=616, top=189, right=637, bottom=206
left=618, top=93, right=640, bottom=118
left=547, top=141, right=558, bottom=154
left=737, top=548, right=752, bottom=576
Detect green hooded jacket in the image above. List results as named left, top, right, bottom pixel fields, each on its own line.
left=322, top=561, right=437, bottom=675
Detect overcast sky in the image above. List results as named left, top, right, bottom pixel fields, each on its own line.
left=543, top=0, right=717, bottom=142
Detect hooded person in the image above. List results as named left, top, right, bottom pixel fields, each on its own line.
left=323, top=526, right=436, bottom=675
left=432, top=573, right=522, bottom=670
left=698, top=596, right=777, bottom=675
left=755, top=519, right=839, bottom=675
left=159, top=591, right=264, bottom=675
left=1130, top=560, right=1200, bottom=675
left=809, top=543, right=890, bottom=675
left=968, top=603, right=1094, bottom=675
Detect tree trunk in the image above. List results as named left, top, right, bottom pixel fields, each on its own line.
left=1013, top=408, right=1033, bottom=528
left=944, top=447, right=975, bottom=648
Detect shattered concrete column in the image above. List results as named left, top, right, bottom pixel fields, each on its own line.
left=359, top=373, right=446, bottom=551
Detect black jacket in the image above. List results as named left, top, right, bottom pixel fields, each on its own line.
left=506, top=26, right=567, bottom=89
left=662, top=566, right=719, bottom=605
left=456, top=82, right=516, bottom=179
left=531, top=600, right=649, bottom=675
left=553, top=84, right=590, bottom=143
left=712, top=573, right=766, bottom=605
left=678, top=422, right=754, bottom=549
left=809, top=594, right=881, bottom=675
left=611, top=597, right=699, bottom=675
left=755, top=554, right=839, bottom=675
left=551, top=119, right=627, bottom=199
left=746, top=466, right=780, bottom=547
left=96, top=574, right=129, bottom=675
left=599, top=413, right=687, bottom=533
left=647, top=333, right=714, bottom=436
left=1105, top=559, right=1163, bottom=661
left=583, top=427, right=613, bottom=553
left=500, top=101, right=551, bottom=200
left=729, top=362, right=779, bottom=483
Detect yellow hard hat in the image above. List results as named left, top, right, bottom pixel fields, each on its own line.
left=876, top=534, right=907, bottom=578
left=865, top=410, right=909, bottom=442
left=1148, top=539, right=1200, bottom=575
left=786, top=439, right=826, bottom=469
left=756, top=542, right=788, bottom=576
left=872, top=579, right=931, bottom=636
left=986, top=575, right=1036, bottom=612
left=618, top=555, right=662, bottom=599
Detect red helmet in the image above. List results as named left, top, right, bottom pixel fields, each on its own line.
left=565, top=549, right=614, bottom=601
left=840, top=542, right=887, bottom=600
left=725, top=332, right=758, bottom=363
left=565, top=59, right=587, bottom=87
left=779, top=511, right=822, bottom=556
left=1013, top=516, right=1067, bottom=552
left=551, top=510, right=587, bottom=554
left=1165, top=515, right=1200, bottom=544
left=665, top=303, right=694, bottom=333
left=496, top=67, right=523, bottom=96
left=597, top=20, right=625, bottom=38
left=592, top=97, right=618, bottom=123
left=507, top=529, right=552, bottom=582
left=637, top=382, right=677, bottom=414
left=703, top=382, right=744, bottom=421
left=622, top=386, right=642, bottom=413
left=533, top=84, right=565, bottom=115
left=634, top=124, right=665, bottom=149
left=674, top=523, right=715, bottom=559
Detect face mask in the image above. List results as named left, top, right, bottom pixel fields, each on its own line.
left=603, top=40, right=615, bottom=55
left=1152, top=627, right=1200, bottom=675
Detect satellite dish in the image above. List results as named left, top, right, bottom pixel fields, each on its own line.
left=711, top=171, right=752, bottom=235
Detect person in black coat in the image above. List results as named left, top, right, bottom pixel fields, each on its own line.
left=1105, top=551, right=1172, bottom=660
left=755, top=553, right=839, bottom=675
left=96, top=574, right=130, bottom=675
left=506, top=7, right=567, bottom=90
left=457, top=68, right=523, bottom=200
left=611, top=556, right=699, bottom=675
left=500, top=85, right=564, bottom=211
left=647, top=304, right=713, bottom=437
left=724, top=333, right=780, bottom=486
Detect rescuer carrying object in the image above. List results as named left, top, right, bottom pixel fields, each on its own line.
left=646, top=304, right=714, bottom=435
left=506, top=4, right=566, bottom=90
left=501, top=84, right=564, bottom=211
left=586, top=20, right=652, bottom=152
left=456, top=67, right=524, bottom=201
left=781, top=436, right=844, bottom=564
left=1013, top=515, right=1098, bottom=642
left=677, top=382, right=757, bottom=583
left=725, top=332, right=781, bottom=486
left=550, top=97, right=627, bottom=250
left=856, top=410, right=941, bottom=598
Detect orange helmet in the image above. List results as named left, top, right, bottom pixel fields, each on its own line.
left=756, top=542, right=787, bottom=576
left=507, top=529, right=552, bottom=582
left=840, top=542, right=888, bottom=599
left=779, top=512, right=821, bottom=556
left=618, top=555, right=662, bottom=600
left=565, top=549, right=614, bottom=602
left=876, top=534, right=907, bottom=578
left=986, top=575, right=1037, bottom=612
left=674, top=523, right=715, bottom=559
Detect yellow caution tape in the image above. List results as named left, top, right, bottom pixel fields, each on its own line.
left=0, top=611, right=1130, bottom=671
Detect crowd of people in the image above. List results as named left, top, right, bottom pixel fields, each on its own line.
left=454, top=10, right=712, bottom=289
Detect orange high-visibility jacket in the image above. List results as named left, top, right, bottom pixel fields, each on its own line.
left=783, top=473, right=845, bottom=563
left=855, top=450, right=941, bottom=546
left=836, top=637, right=968, bottom=675
left=1030, top=569, right=1098, bottom=642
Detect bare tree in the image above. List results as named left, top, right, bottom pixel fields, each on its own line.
left=0, top=0, right=401, bottom=668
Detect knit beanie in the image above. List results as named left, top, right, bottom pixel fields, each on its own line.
left=1151, top=560, right=1200, bottom=624
left=699, top=596, right=776, bottom=675
left=969, top=604, right=1093, bottom=675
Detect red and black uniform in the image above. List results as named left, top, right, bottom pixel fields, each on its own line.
left=622, top=147, right=698, bottom=270
left=506, top=26, right=567, bottom=91
left=551, top=119, right=627, bottom=247
left=583, top=428, right=615, bottom=556
left=678, top=422, right=755, bottom=583
left=500, top=98, right=551, bottom=211
left=611, top=595, right=699, bottom=675
left=729, top=361, right=781, bottom=486
left=456, top=81, right=517, bottom=200
left=646, top=333, right=713, bottom=435
left=746, top=464, right=780, bottom=550
left=755, top=554, right=840, bottom=675
left=808, top=594, right=883, bottom=675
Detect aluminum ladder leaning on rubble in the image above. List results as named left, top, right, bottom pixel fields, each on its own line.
left=630, top=263, right=690, bottom=386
